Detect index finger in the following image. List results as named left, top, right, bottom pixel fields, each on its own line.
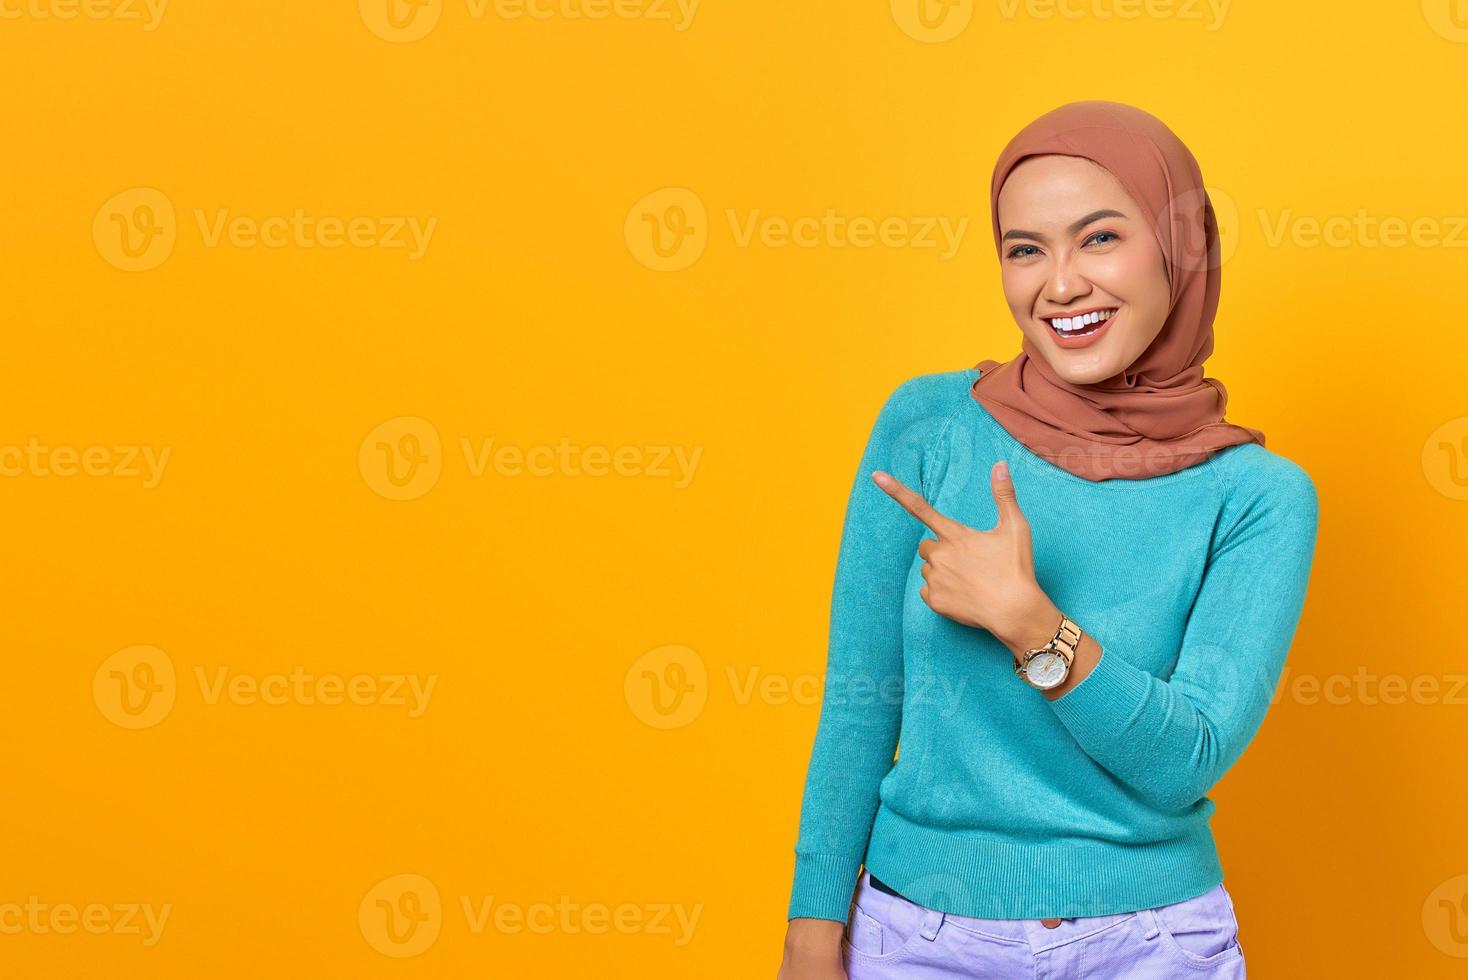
left=872, top=471, right=962, bottom=538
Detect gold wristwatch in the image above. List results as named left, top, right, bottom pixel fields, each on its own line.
left=1013, top=614, right=1082, bottom=690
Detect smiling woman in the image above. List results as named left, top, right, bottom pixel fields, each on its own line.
left=776, top=101, right=1318, bottom=980
left=971, top=101, right=1266, bottom=483
left=1000, top=181, right=1162, bottom=355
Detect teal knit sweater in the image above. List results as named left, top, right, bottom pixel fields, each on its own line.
left=787, top=367, right=1319, bottom=922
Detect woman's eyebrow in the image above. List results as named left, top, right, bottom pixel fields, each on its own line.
left=1002, top=208, right=1129, bottom=242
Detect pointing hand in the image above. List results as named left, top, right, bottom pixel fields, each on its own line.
left=872, top=460, right=1050, bottom=649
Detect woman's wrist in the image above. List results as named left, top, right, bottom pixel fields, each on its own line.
left=998, top=590, right=1065, bottom=661
left=784, top=916, right=844, bottom=952
left=997, top=591, right=1100, bottom=699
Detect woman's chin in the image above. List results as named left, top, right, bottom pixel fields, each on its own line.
left=1062, top=357, right=1141, bottom=387
left=1019, top=325, right=1135, bottom=384
left=1034, top=339, right=1122, bottom=384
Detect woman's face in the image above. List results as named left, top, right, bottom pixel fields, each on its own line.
left=996, top=154, right=1172, bottom=385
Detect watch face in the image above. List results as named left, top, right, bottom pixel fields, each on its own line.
left=1026, top=651, right=1067, bottom=689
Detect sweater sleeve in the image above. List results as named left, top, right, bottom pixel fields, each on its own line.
left=1046, top=459, right=1320, bottom=813
left=786, top=377, right=948, bottom=922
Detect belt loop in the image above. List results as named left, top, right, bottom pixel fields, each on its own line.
left=1138, top=908, right=1160, bottom=941
left=920, top=908, right=944, bottom=941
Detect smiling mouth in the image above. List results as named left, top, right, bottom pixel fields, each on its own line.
left=1042, top=307, right=1117, bottom=339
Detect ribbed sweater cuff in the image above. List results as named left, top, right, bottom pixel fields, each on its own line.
left=1047, top=644, right=1153, bottom=747
left=788, top=852, right=860, bottom=922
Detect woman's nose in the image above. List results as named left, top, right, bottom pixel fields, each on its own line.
left=1044, top=258, right=1091, bottom=304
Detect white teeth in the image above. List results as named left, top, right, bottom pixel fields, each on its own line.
left=1047, top=309, right=1115, bottom=334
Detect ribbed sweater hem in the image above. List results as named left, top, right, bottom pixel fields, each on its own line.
left=862, top=804, right=1224, bottom=919
left=787, top=852, right=865, bottom=921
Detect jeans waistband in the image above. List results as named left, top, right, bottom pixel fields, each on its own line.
left=866, top=871, right=907, bottom=901
left=852, top=869, right=1150, bottom=954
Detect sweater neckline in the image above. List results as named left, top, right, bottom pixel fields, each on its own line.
left=960, top=368, right=1233, bottom=491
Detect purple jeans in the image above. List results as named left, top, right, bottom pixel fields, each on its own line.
left=841, top=870, right=1246, bottom=978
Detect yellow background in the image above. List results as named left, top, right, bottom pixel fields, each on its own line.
left=3, top=0, right=1467, bottom=976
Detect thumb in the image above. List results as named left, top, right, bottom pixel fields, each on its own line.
left=990, top=459, right=1025, bottom=527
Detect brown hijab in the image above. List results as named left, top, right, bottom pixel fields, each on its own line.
left=971, top=100, right=1266, bottom=481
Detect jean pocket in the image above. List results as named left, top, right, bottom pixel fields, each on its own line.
left=1147, top=884, right=1243, bottom=967
left=845, top=902, right=885, bottom=956
left=842, top=891, right=928, bottom=962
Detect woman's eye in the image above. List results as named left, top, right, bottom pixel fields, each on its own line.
left=1007, top=245, right=1039, bottom=259
left=1085, top=231, right=1119, bottom=247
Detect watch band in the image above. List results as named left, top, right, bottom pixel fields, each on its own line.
left=1013, top=614, right=1082, bottom=687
